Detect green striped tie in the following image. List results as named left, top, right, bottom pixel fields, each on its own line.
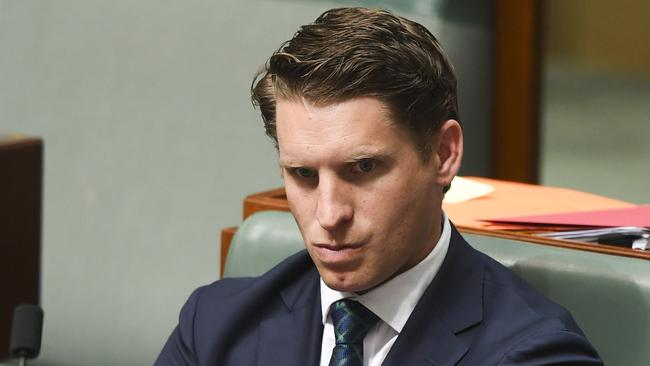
left=328, top=299, right=379, bottom=366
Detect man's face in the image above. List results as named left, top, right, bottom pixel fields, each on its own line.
left=276, top=97, right=444, bottom=293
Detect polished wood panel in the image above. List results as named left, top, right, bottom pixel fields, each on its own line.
left=0, top=135, right=42, bottom=359
left=242, top=188, right=289, bottom=219
left=220, top=227, right=237, bottom=277
left=493, top=0, right=542, bottom=183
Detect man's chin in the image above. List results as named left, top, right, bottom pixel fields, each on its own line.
left=320, top=272, right=375, bottom=294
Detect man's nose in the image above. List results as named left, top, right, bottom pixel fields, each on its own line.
left=316, top=176, right=353, bottom=231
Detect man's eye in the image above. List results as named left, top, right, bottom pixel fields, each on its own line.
left=352, top=159, right=376, bottom=173
left=294, top=167, right=317, bottom=178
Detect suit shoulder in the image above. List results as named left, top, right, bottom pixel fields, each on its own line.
left=195, top=250, right=315, bottom=306
left=475, top=248, right=581, bottom=331
left=156, top=250, right=319, bottom=365
left=463, top=242, right=596, bottom=360
left=454, top=238, right=602, bottom=364
left=498, top=329, right=603, bottom=365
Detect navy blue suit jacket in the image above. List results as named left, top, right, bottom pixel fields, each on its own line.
left=156, top=226, right=602, bottom=365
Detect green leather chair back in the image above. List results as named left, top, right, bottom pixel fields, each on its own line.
left=224, top=211, right=304, bottom=278
left=224, top=211, right=650, bottom=366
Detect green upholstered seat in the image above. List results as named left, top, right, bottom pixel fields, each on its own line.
left=224, top=211, right=650, bottom=366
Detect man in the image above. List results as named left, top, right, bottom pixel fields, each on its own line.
left=156, top=7, right=602, bottom=365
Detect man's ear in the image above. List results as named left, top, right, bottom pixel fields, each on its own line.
left=434, top=119, right=463, bottom=187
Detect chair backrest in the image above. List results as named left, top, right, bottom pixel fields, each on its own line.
left=225, top=211, right=650, bottom=366
left=224, top=211, right=304, bottom=278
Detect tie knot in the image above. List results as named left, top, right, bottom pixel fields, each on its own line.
left=330, top=299, right=379, bottom=345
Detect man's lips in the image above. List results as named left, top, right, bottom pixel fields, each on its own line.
left=311, top=243, right=364, bottom=264
left=313, top=243, right=362, bottom=250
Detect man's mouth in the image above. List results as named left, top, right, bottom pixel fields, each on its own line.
left=311, top=243, right=364, bottom=264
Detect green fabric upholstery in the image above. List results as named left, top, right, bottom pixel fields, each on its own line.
left=224, top=211, right=650, bottom=366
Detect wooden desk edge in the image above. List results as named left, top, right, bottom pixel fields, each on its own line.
left=220, top=227, right=237, bottom=277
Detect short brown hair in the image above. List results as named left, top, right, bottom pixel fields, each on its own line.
left=251, top=7, right=459, bottom=160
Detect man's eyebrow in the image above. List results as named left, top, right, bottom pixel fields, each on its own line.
left=278, top=149, right=395, bottom=167
left=344, top=149, right=394, bottom=162
left=278, top=159, right=304, bottom=168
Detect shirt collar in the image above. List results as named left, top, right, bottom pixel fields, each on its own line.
left=320, top=213, right=451, bottom=333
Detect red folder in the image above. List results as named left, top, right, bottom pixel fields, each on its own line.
left=485, top=204, right=650, bottom=228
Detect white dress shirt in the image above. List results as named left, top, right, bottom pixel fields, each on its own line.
left=318, top=214, right=451, bottom=366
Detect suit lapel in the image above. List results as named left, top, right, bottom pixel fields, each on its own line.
left=382, top=315, right=469, bottom=366
left=383, top=225, right=485, bottom=366
left=257, top=263, right=323, bottom=366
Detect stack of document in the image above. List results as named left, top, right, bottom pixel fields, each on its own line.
left=539, top=226, right=650, bottom=250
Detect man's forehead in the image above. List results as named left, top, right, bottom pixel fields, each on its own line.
left=275, top=97, right=422, bottom=165
left=276, top=96, right=395, bottom=121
